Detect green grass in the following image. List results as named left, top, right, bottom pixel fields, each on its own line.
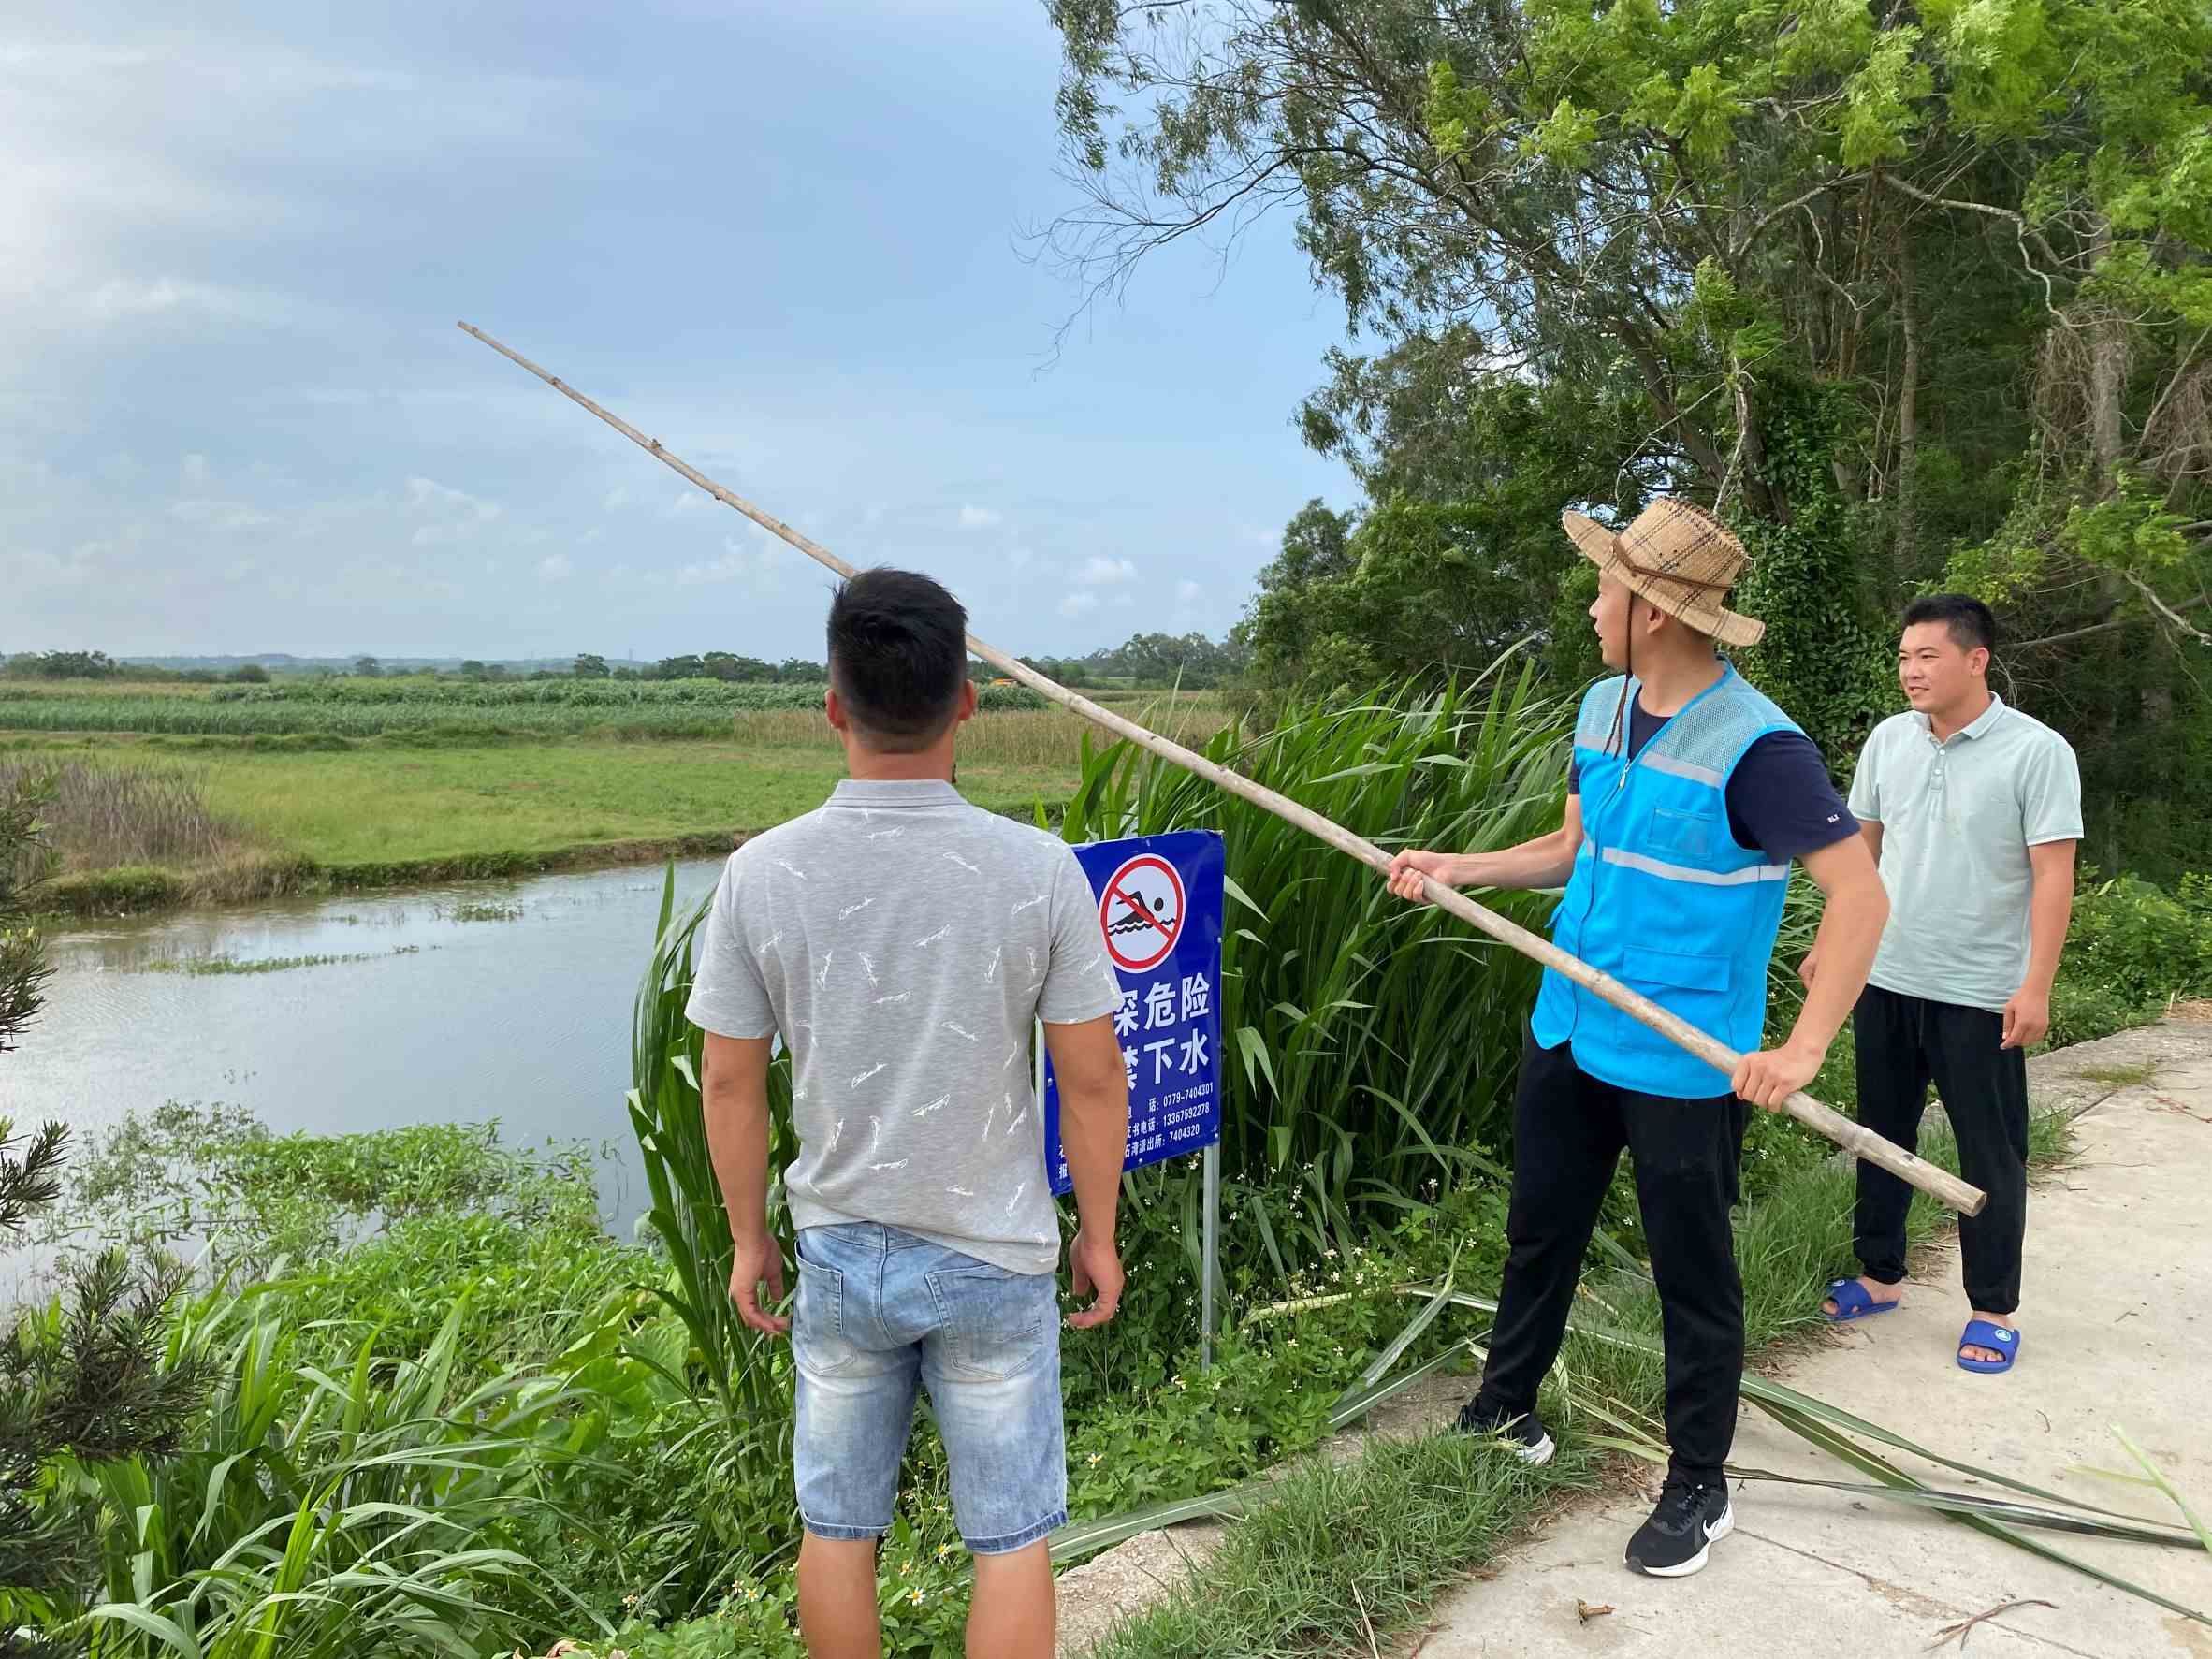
left=1084, top=1434, right=1571, bottom=1659
left=179, top=742, right=1068, bottom=864
left=2078, top=1058, right=2161, bottom=1089
left=15, top=736, right=1079, bottom=913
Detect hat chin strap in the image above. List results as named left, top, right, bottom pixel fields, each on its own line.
left=1607, top=597, right=1636, bottom=759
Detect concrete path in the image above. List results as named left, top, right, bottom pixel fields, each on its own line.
left=1415, top=1013, right=2212, bottom=1659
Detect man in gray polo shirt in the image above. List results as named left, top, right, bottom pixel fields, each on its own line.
left=1807, top=595, right=2081, bottom=1374
left=686, top=568, right=1130, bottom=1659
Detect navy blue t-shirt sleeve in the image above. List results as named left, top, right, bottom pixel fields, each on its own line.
left=1724, top=732, right=1857, bottom=861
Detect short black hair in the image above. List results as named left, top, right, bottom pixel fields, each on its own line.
left=1902, top=593, right=1997, bottom=655
left=826, top=568, right=969, bottom=750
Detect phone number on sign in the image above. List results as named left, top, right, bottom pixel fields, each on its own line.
left=1149, top=1080, right=1215, bottom=1115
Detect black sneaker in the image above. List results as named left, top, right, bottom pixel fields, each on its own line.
left=1625, top=1477, right=1733, bottom=1578
left=1453, top=1397, right=1555, bottom=1466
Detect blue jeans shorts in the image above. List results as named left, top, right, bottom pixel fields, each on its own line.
left=793, top=1222, right=1067, bottom=1556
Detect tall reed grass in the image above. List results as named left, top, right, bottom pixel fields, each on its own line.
left=79, top=1296, right=597, bottom=1657
left=628, top=877, right=798, bottom=1512
left=1061, top=666, right=1572, bottom=1253
left=0, top=759, right=256, bottom=876
left=722, top=700, right=1239, bottom=771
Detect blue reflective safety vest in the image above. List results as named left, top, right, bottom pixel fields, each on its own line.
left=1530, top=663, right=1802, bottom=1099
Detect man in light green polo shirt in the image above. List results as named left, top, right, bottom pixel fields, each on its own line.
left=1805, top=595, right=2081, bottom=1374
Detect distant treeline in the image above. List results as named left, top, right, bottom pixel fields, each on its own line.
left=6, top=629, right=1251, bottom=692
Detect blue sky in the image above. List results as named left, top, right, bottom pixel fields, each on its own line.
left=1, top=2, right=1357, bottom=662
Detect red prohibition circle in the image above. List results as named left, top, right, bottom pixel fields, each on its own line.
left=1098, top=854, right=1186, bottom=973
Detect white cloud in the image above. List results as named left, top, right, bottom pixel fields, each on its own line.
left=405, top=476, right=500, bottom=521
left=536, top=554, right=572, bottom=581
left=668, top=533, right=781, bottom=589
left=181, top=453, right=210, bottom=488
left=1059, top=591, right=1099, bottom=619
left=1177, top=580, right=1202, bottom=604
left=405, top=475, right=502, bottom=546
left=1075, top=556, right=1137, bottom=587
left=169, top=498, right=276, bottom=531
left=603, top=486, right=630, bottom=510
left=670, top=489, right=708, bottom=515
left=81, top=276, right=301, bottom=327
left=1009, top=546, right=1035, bottom=570
left=958, top=504, right=1002, bottom=531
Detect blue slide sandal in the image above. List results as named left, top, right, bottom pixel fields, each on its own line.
left=1820, top=1278, right=1900, bottom=1323
left=1957, top=1319, right=2021, bottom=1374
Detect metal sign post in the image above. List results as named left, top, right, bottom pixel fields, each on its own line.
left=1043, top=829, right=1227, bottom=1368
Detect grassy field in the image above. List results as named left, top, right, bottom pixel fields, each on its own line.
left=0, top=677, right=1050, bottom=739
left=3, top=735, right=1084, bottom=912
left=0, top=677, right=1238, bottom=913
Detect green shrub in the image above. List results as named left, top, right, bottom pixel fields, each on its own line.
left=2060, top=869, right=2212, bottom=1011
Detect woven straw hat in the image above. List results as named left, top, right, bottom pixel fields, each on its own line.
left=1562, top=497, right=1765, bottom=649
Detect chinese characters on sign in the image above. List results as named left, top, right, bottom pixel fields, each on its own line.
left=1043, top=831, right=1225, bottom=1194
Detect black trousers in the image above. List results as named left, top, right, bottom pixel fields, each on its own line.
left=1852, top=984, right=2030, bottom=1315
left=1473, top=1031, right=1748, bottom=1486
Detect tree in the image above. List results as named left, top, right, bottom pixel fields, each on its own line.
left=0, top=779, right=211, bottom=1651
left=458, top=660, right=488, bottom=680
left=1047, top=0, right=2212, bottom=842
left=222, top=664, right=269, bottom=685
left=572, top=653, right=610, bottom=679
left=652, top=655, right=706, bottom=681
left=3, top=653, right=113, bottom=682
left=701, top=653, right=776, bottom=682
left=1, top=786, right=50, bottom=1060
left=352, top=656, right=381, bottom=679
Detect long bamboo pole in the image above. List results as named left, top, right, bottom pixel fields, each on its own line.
left=458, top=322, right=1986, bottom=1217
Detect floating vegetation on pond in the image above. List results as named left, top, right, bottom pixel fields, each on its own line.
left=139, top=945, right=425, bottom=974
left=440, top=899, right=523, bottom=922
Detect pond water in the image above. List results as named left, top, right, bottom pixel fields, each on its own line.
left=0, top=858, right=730, bottom=1240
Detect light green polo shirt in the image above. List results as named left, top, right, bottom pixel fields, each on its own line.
left=1847, top=695, right=2082, bottom=1012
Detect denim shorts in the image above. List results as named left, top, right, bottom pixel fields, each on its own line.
left=792, top=1222, right=1067, bottom=1555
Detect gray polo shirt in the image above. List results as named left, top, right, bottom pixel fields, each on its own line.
left=1847, top=696, right=2083, bottom=1012
left=684, top=779, right=1122, bottom=1273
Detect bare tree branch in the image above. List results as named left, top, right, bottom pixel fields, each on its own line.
left=2123, top=569, right=2212, bottom=647
left=1876, top=175, right=2067, bottom=313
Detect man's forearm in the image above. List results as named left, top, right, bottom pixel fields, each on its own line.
left=1451, top=830, right=1577, bottom=892
left=2023, top=866, right=2074, bottom=994
left=1787, top=877, right=1886, bottom=1056
left=1059, top=1084, right=1129, bottom=1243
left=704, top=1079, right=774, bottom=1244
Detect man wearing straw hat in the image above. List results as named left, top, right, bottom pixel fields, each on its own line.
left=1390, top=497, right=1890, bottom=1579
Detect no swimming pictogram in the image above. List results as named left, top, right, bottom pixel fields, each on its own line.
left=1099, top=853, right=1185, bottom=973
